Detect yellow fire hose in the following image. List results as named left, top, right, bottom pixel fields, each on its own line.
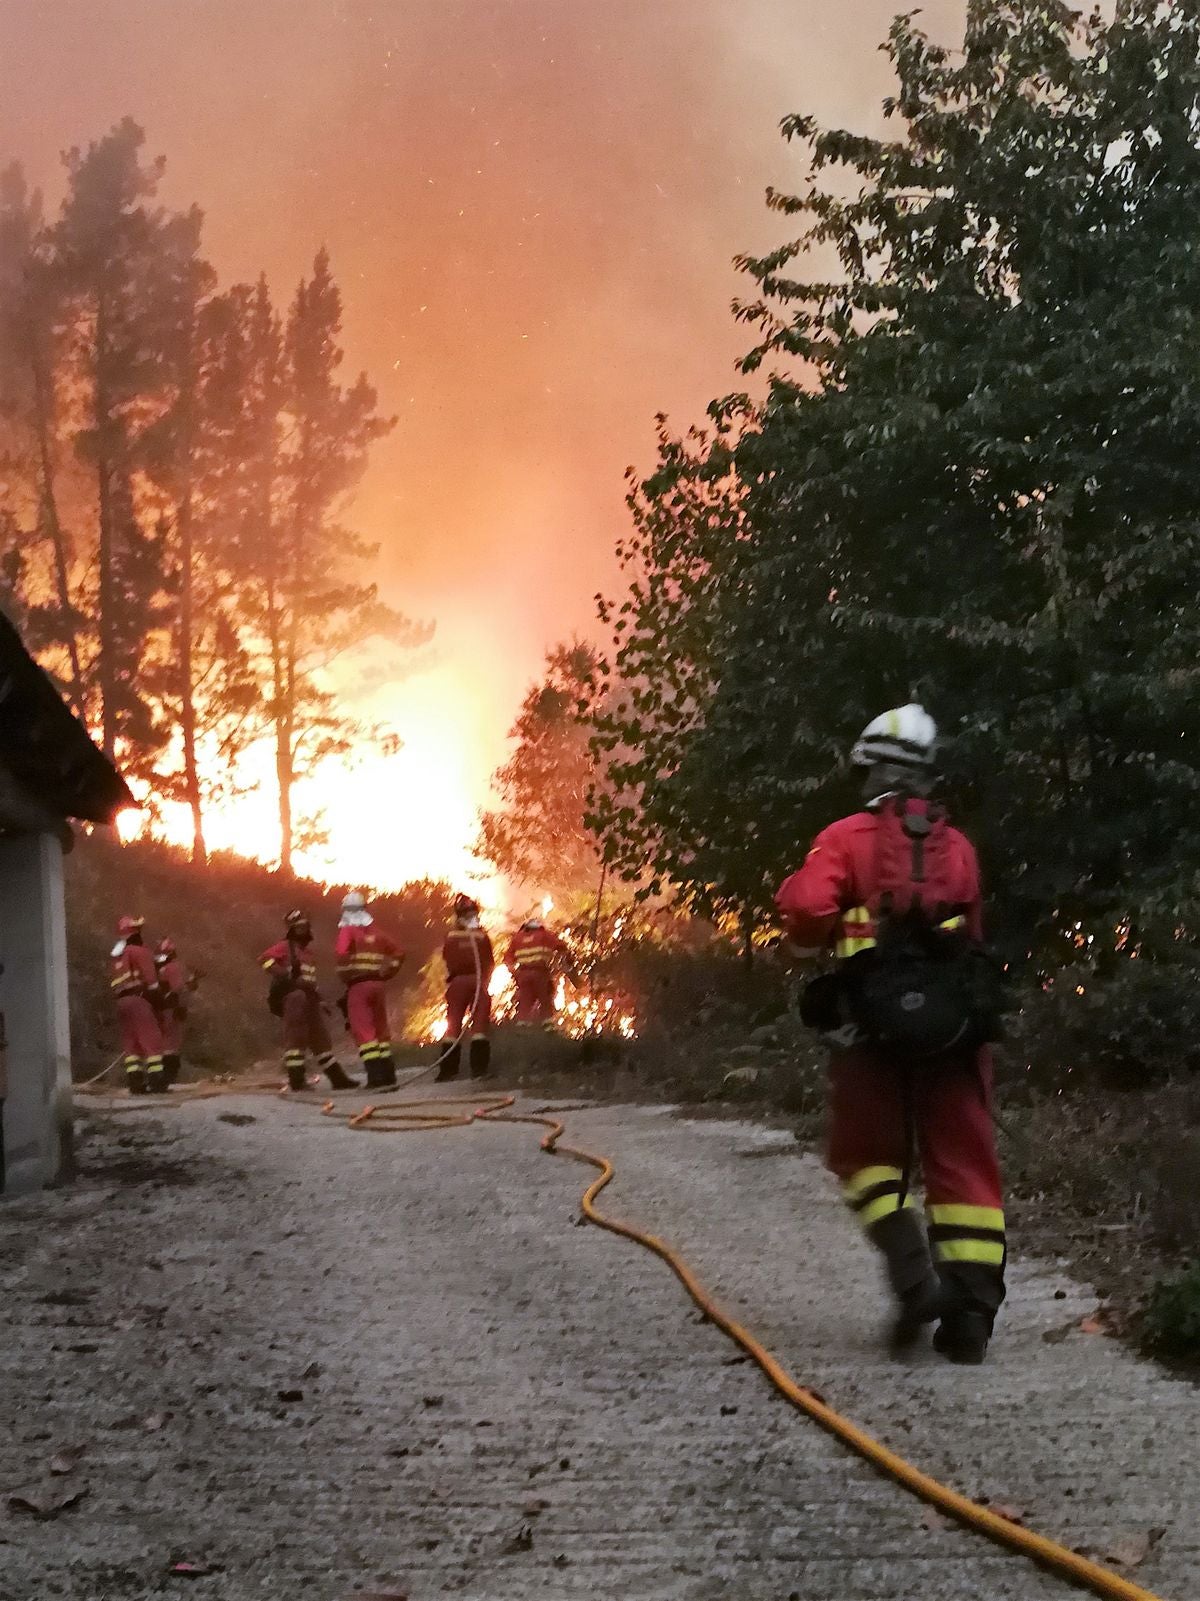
left=336, top=1089, right=1168, bottom=1601
left=78, top=1073, right=1169, bottom=1601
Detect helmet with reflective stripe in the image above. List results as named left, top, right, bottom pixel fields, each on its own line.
left=156, top=937, right=176, bottom=959
left=117, top=915, right=144, bottom=937
left=850, top=704, right=938, bottom=769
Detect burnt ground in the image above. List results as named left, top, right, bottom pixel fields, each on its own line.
left=0, top=1088, right=1196, bottom=1600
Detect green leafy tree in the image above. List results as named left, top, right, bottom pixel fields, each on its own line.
left=598, top=1, right=1200, bottom=995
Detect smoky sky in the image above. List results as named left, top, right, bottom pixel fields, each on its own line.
left=0, top=0, right=964, bottom=829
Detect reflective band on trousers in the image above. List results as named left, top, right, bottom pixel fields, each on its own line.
left=928, top=1202, right=1006, bottom=1266
left=843, top=1165, right=914, bottom=1226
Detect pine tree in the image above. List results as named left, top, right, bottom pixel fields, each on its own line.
left=52, top=118, right=177, bottom=771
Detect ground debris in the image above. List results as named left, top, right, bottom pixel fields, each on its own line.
left=7, top=1485, right=88, bottom=1520
left=1104, top=1528, right=1166, bottom=1568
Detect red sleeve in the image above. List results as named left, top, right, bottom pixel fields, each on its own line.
left=259, top=941, right=285, bottom=970
left=775, top=823, right=853, bottom=951
left=504, top=938, right=517, bottom=966
left=441, top=935, right=454, bottom=967
left=958, top=835, right=985, bottom=941
left=335, top=927, right=354, bottom=960
left=381, top=931, right=402, bottom=960
left=481, top=934, right=495, bottom=969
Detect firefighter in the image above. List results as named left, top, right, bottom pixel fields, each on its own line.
left=775, top=705, right=1005, bottom=1365
left=153, top=937, right=199, bottom=1088
left=111, top=916, right=167, bottom=1094
left=437, top=893, right=494, bottom=1081
left=504, top=914, right=576, bottom=1026
left=335, top=890, right=403, bottom=1091
left=258, top=910, right=358, bottom=1094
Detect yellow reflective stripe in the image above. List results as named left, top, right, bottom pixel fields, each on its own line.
left=844, top=906, right=871, bottom=925
left=835, top=936, right=877, bottom=958
left=938, top=915, right=966, bottom=931
left=858, top=1190, right=914, bottom=1226
left=261, top=959, right=275, bottom=970
left=843, top=1165, right=904, bottom=1201
left=887, top=708, right=900, bottom=736
left=928, top=1205, right=1005, bottom=1232
left=934, top=1238, right=1006, bottom=1266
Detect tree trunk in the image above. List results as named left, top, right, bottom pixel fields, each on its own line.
left=94, top=293, right=117, bottom=760
left=175, top=305, right=207, bottom=867
left=30, top=351, right=85, bottom=717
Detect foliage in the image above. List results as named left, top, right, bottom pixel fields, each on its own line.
left=0, top=119, right=427, bottom=866
left=594, top=2, right=1200, bottom=1015
left=478, top=639, right=605, bottom=907
left=1143, top=1264, right=1200, bottom=1360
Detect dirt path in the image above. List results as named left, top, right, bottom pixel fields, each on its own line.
left=0, top=1091, right=1194, bottom=1601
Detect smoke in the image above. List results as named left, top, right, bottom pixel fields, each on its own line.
left=0, top=0, right=964, bottom=874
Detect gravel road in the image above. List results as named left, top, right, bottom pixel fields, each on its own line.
left=0, top=1088, right=1193, bottom=1601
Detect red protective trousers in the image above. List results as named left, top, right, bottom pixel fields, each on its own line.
left=117, top=995, right=164, bottom=1060
left=346, top=980, right=389, bottom=1046
left=282, top=990, right=332, bottom=1055
left=514, top=968, right=554, bottom=1023
left=446, top=974, right=491, bottom=1039
left=827, top=1045, right=1006, bottom=1317
left=827, top=1048, right=1002, bottom=1205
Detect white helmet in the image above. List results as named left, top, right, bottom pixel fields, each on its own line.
left=339, top=889, right=373, bottom=928
left=850, top=704, right=938, bottom=769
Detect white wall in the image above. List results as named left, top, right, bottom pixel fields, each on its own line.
left=0, top=832, right=72, bottom=1195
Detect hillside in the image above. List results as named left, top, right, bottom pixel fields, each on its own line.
left=64, top=831, right=455, bottom=1079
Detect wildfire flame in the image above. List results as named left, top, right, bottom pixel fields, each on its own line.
left=410, top=936, right=638, bottom=1045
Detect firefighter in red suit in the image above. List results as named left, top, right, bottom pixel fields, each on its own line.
left=505, top=915, right=574, bottom=1025
left=437, top=894, right=494, bottom=1081
left=259, top=910, right=357, bottom=1094
left=335, top=891, right=403, bottom=1091
left=775, top=705, right=1005, bottom=1365
left=153, top=937, right=199, bottom=1088
left=110, top=916, right=167, bottom=1095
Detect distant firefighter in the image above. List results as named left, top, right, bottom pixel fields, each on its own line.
left=335, top=891, right=403, bottom=1091
left=437, top=894, right=494, bottom=1082
left=153, top=937, right=200, bottom=1088
left=259, top=909, right=358, bottom=1094
left=110, top=915, right=167, bottom=1095
left=505, top=914, right=576, bottom=1026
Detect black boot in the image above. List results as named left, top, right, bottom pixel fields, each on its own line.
left=468, top=1035, right=492, bottom=1080
left=162, top=1053, right=182, bottom=1088
left=286, top=1063, right=308, bottom=1093
left=126, top=1069, right=147, bottom=1095
left=145, top=1060, right=168, bottom=1095
left=933, top=1309, right=991, bottom=1365
left=868, top=1209, right=945, bottom=1355
left=371, top=1051, right=398, bottom=1091
left=435, top=1040, right=461, bottom=1082
left=323, top=1059, right=359, bottom=1092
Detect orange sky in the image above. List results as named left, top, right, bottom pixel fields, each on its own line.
left=0, top=0, right=964, bottom=890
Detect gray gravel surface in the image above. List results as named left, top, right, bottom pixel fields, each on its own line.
left=0, top=1089, right=1192, bottom=1600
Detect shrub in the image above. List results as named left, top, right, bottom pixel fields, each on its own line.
left=1143, top=1263, right=1200, bottom=1359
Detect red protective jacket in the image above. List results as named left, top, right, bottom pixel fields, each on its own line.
left=111, top=942, right=157, bottom=998
left=775, top=804, right=983, bottom=959
left=443, top=927, right=494, bottom=982
left=504, top=926, right=569, bottom=973
left=335, top=924, right=402, bottom=985
left=259, top=939, right=318, bottom=989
